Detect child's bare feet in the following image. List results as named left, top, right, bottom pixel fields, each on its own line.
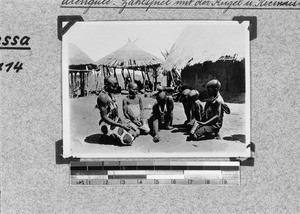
left=190, top=121, right=199, bottom=135
left=153, top=135, right=160, bottom=143
left=165, top=125, right=173, bottom=130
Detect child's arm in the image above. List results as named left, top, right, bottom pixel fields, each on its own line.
left=189, top=105, right=193, bottom=122
left=151, top=103, right=160, bottom=120
left=198, top=101, right=221, bottom=126
left=98, top=95, right=130, bottom=131
left=182, top=102, right=191, bottom=121
left=139, top=96, right=144, bottom=119
left=122, top=98, right=131, bottom=120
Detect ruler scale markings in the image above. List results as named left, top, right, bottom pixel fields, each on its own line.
left=221, top=166, right=240, bottom=171
left=88, top=166, right=103, bottom=170
left=222, top=179, right=240, bottom=185
left=148, top=170, right=184, bottom=175
left=171, top=165, right=188, bottom=170
left=171, top=179, right=186, bottom=185
left=204, top=165, right=221, bottom=170
left=70, top=166, right=87, bottom=171
left=189, top=179, right=206, bottom=185
left=110, top=175, right=147, bottom=179
left=170, top=161, right=187, bottom=166
left=136, top=160, right=153, bottom=166
left=184, top=175, right=222, bottom=180
left=187, top=165, right=204, bottom=170
left=137, top=165, right=154, bottom=170
left=121, top=165, right=137, bottom=170
left=155, top=165, right=171, bottom=170
left=147, top=174, right=185, bottom=179
left=86, top=161, right=103, bottom=166
left=137, top=179, right=154, bottom=185
left=74, top=175, right=109, bottom=179
left=153, top=160, right=170, bottom=166
left=103, top=161, right=120, bottom=170
left=219, top=161, right=240, bottom=166
left=109, top=170, right=147, bottom=175
left=120, top=161, right=137, bottom=170
left=70, top=161, right=240, bottom=186
left=71, top=162, right=87, bottom=167
left=71, top=170, right=108, bottom=175
left=186, top=161, right=204, bottom=166
left=184, top=170, right=222, bottom=175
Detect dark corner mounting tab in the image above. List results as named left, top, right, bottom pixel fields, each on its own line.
left=57, top=16, right=84, bottom=41
left=232, top=16, right=257, bottom=41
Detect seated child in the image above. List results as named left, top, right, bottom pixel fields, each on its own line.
left=190, top=79, right=228, bottom=140
left=97, top=77, right=139, bottom=146
left=181, top=89, right=204, bottom=130
left=180, top=88, right=191, bottom=125
left=122, top=82, right=150, bottom=135
left=148, top=91, right=174, bottom=142
left=186, top=90, right=204, bottom=128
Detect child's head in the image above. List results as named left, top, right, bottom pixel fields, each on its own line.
left=156, top=85, right=164, bottom=92
left=104, top=76, right=118, bottom=93
left=206, top=79, right=221, bottom=96
left=181, top=89, right=191, bottom=103
left=128, top=82, right=138, bottom=96
left=188, top=90, right=199, bottom=102
left=156, top=91, right=167, bottom=105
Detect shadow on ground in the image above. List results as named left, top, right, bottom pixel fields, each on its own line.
left=171, top=124, right=189, bottom=135
left=230, top=141, right=255, bottom=166
left=84, top=134, right=124, bottom=147
left=55, top=140, right=80, bottom=164
left=223, top=134, right=245, bottom=143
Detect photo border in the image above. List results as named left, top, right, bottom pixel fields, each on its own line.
left=61, top=19, right=252, bottom=159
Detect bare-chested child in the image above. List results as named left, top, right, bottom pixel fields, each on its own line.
left=122, top=82, right=150, bottom=135
left=181, top=88, right=191, bottom=125
left=181, top=89, right=203, bottom=130
left=148, top=91, right=174, bottom=142
left=187, top=90, right=204, bottom=128
left=96, top=77, right=139, bottom=146
left=190, top=79, right=228, bottom=140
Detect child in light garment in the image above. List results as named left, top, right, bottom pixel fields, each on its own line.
left=122, top=82, right=150, bottom=135
left=97, top=77, right=139, bottom=146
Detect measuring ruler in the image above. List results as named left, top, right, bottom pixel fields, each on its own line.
left=70, top=161, right=240, bottom=186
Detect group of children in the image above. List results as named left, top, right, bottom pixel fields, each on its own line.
left=96, top=76, right=229, bottom=146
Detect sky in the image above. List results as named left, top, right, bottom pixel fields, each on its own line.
left=64, top=21, right=189, bottom=62
left=64, top=21, right=249, bottom=63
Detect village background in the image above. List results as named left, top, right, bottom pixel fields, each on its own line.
left=64, top=21, right=250, bottom=158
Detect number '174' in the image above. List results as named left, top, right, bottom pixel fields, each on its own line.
left=0, top=62, right=23, bottom=73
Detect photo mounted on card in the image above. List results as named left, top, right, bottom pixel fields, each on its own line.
left=62, top=20, right=251, bottom=159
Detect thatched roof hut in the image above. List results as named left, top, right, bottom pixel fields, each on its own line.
left=162, top=24, right=248, bottom=102
left=162, top=24, right=246, bottom=72
left=68, top=42, right=95, bottom=66
left=68, top=43, right=98, bottom=98
left=97, top=42, right=164, bottom=91
left=97, top=42, right=163, bottom=68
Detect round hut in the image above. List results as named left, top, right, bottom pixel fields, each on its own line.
left=68, top=42, right=98, bottom=98
left=162, top=23, right=248, bottom=103
left=96, top=41, right=164, bottom=92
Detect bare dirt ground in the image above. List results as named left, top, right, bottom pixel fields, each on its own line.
left=68, top=94, right=250, bottom=158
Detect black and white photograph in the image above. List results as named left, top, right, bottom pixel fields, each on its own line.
left=62, top=21, right=251, bottom=158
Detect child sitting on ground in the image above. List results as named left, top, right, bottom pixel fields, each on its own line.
left=190, top=79, right=229, bottom=140
left=148, top=91, right=174, bottom=142
left=122, top=82, right=150, bottom=135
left=186, top=89, right=204, bottom=130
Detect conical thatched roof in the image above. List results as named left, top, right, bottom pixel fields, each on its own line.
left=68, top=42, right=95, bottom=65
left=162, top=24, right=247, bottom=72
left=97, top=42, right=163, bottom=68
